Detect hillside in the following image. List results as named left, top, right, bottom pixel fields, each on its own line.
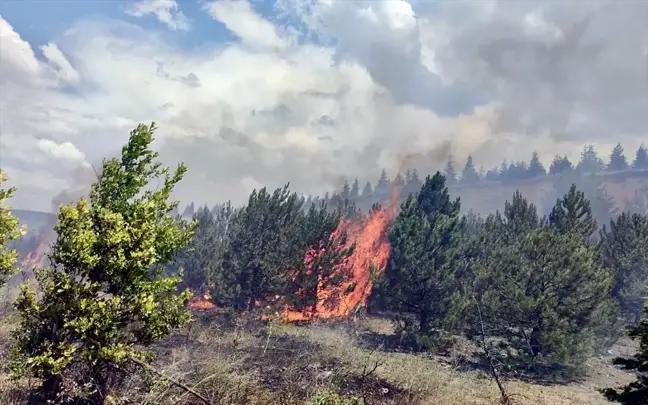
left=11, top=209, right=55, bottom=234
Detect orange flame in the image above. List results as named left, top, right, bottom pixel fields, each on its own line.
left=19, top=231, right=52, bottom=270
left=187, top=293, right=218, bottom=311
left=282, top=187, right=399, bottom=321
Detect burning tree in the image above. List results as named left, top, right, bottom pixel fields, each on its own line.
left=0, top=169, right=25, bottom=288
left=284, top=202, right=355, bottom=317
left=10, top=123, right=197, bottom=403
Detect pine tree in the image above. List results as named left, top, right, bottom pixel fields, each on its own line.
left=501, top=191, right=543, bottom=239
left=549, top=156, right=573, bottom=175
left=634, top=144, right=648, bottom=169
left=10, top=123, right=196, bottom=402
left=286, top=203, right=354, bottom=314
left=171, top=206, right=217, bottom=291
left=340, top=180, right=351, bottom=200
left=361, top=181, right=373, bottom=198
left=182, top=201, right=195, bottom=218
left=485, top=167, right=499, bottom=182
left=577, top=144, right=605, bottom=174
left=600, top=212, right=648, bottom=324
left=172, top=204, right=236, bottom=294
left=408, top=169, right=423, bottom=190
left=217, top=185, right=305, bottom=311
left=349, top=178, right=360, bottom=199
left=461, top=155, right=480, bottom=184
left=499, top=160, right=509, bottom=180
left=528, top=152, right=546, bottom=178
left=392, top=172, right=405, bottom=188
left=444, top=156, right=457, bottom=184
left=625, top=184, right=648, bottom=215
left=374, top=172, right=464, bottom=339
left=605, top=300, right=648, bottom=403
left=591, top=183, right=619, bottom=229
left=0, top=170, right=25, bottom=288
left=375, top=169, right=390, bottom=195
left=508, top=161, right=528, bottom=180
left=608, top=143, right=629, bottom=172
left=549, top=184, right=597, bottom=240
left=416, top=172, right=461, bottom=219
left=475, top=226, right=615, bottom=375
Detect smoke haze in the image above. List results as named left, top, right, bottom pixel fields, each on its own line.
left=0, top=0, right=646, bottom=211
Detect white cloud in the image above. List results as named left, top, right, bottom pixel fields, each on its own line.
left=125, top=0, right=190, bottom=31
left=40, top=42, right=81, bottom=84
left=0, top=16, right=41, bottom=84
left=204, top=0, right=289, bottom=50
left=1, top=0, right=647, bottom=212
left=36, top=139, right=87, bottom=163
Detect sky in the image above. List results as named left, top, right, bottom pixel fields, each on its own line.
left=1, top=0, right=647, bottom=212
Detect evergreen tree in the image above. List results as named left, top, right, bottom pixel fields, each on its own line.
left=591, top=183, right=619, bottom=229
left=549, top=156, right=573, bottom=175
left=461, top=155, right=480, bottom=184
left=549, top=184, right=597, bottom=240
left=485, top=167, right=499, bottom=182
left=507, top=161, right=528, bottom=180
left=499, top=160, right=510, bottom=180
left=10, top=123, right=196, bottom=402
left=0, top=170, right=25, bottom=288
left=528, top=152, right=546, bottom=178
left=634, top=144, right=648, bottom=170
left=577, top=144, right=605, bottom=174
left=374, top=172, right=464, bottom=338
left=444, top=156, right=457, bottom=184
left=416, top=172, right=461, bottom=219
left=182, top=201, right=195, bottom=218
left=375, top=169, right=391, bottom=196
left=475, top=226, right=615, bottom=375
left=405, top=169, right=413, bottom=184
left=172, top=204, right=236, bottom=294
left=605, top=300, right=648, bottom=403
left=608, top=143, right=629, bottom=171
left=361, top=181, right=373, bottom=198
left=340, top=180, right=351, bottom=200
left=349, top=178, right=360, bottom=199
left=171, top=206, right=217, bottom=292
left=286, top=203, right=354, bottom=314
left=600, top=212, right=648, bottom=324
left=392, top=172, right=405, bottom=188
left=625, top=184, right=648, bottom=215
left=501, top=190, right=544, bottom=239
left=217, top=185, right=305, bottom=311
left=408, top=169, right=423, bottom=191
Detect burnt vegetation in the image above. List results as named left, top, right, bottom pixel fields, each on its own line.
left=2, top=126, right=648, bottom=404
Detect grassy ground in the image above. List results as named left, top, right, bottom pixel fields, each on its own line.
left=0, top=311, right=638, bottom=405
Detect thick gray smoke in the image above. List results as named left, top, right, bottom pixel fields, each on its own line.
left=1, top=1, right=646, bottom=211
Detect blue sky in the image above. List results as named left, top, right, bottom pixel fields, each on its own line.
left=1, top=0, right=647, bottom=211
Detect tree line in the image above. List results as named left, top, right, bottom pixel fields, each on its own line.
left=176, top=142, right=648, bottom=221
left=1, top=124, right=648, bottom=403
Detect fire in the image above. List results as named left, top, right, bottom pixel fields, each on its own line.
left=19, top=230, right=52, bottom=270
left=282, top=188, right=399, bottom=321
left=187, top=293, right=217, bottom=311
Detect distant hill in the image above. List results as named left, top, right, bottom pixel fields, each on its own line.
left=12, top=209, right=56, bottom=234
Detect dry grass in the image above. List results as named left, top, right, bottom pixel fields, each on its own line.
left=0, top=312, right=637, bottom=405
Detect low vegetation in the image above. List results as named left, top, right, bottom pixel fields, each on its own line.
left=1, top=123, right=648, bottom=404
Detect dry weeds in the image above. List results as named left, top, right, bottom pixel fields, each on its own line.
left=0, top=311, right=637, bottom=404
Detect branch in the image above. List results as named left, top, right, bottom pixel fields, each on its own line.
left=128, top=356, right=212, bottom=405
left=473, top=297, right=513, bottom=405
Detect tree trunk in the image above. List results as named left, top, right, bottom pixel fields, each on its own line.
left=419, top=311, right=431, bottom=333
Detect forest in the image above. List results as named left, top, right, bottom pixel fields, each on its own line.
left=1, top=124, right=648, bottom=405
